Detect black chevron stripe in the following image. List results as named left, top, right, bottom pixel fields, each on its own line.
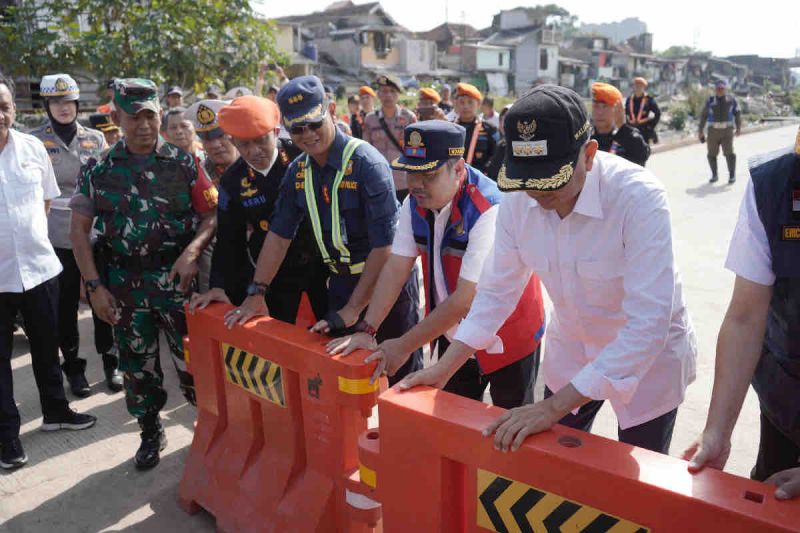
left=543, top=500, right=581, bottom=532
left=246, top=354, right=259, bottom=392
left=224, top=345, right=236, bottom=370
left=510, top=488, right=547, bottom=533
left=260, top=360, right=272, bottom=402
left=582, top=513, right=620, bottom=532
left=274, top=366, right=285, bottom=405
left=235, top=350, right=247, bottom=379
left=479, top=477, right=513, bottom=533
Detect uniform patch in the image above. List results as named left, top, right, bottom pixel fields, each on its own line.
left=259, top=220, right=269, bottom=231
left=344, top=160, right=354, bottom=176
left=322, top=185, right=331, bottom=204
left=782, top=225, right=800, bottom=240
left=81, top=141, right=97, bottom=150
left=512, top=140, right=548, bottom=157
left=43, top=140, right=57, bottom=148
left=516, top=119, right=537, bottom=141
left=792, top=190, right=800, bottom=212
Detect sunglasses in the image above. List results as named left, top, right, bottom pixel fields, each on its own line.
left=289, top=120, right=325, bottom=136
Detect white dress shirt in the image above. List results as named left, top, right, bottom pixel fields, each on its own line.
left=393, top=195, right=498, bottom=341
left=725, top=177, right=774, bottom=285
left=0, top=129, right=63, bottom=293
left=455, top=152, right=697, bottom=429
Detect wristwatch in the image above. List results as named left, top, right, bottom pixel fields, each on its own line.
left=84, top=279, right=103, bottom=294
left=354, top=320, right=378, bottom=338
left=246, top=281, right=270, bottom=297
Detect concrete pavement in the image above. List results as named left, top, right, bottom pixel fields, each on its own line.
left=1, top=125, right=797, bottom=532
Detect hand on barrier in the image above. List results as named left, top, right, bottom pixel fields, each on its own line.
left=396, top=364, right=452, bottom=391
left=364, top=338, right=414, bottom=384
left=169, top=252, right=199, bottom=293
left=766, top=467, right=800, bottom=500
left=310, top=305, right=359, bottom=335
left=89, top=286, right=120, bottom=326
left=482, top=401, right=561, bottom=453
left=326, top=332, right=378, bottom=356
left=189, top=288, right=231, bottom=313
left=224, top=294, right=269, bottom=329
left=682, top=430, right=732, bottom=473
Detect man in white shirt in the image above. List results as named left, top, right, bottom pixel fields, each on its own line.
left=683, top=138, right=800, bottom=501
left=325, top=121, right=545, bottom=408
left=0, top=77, right=96, bottom=470
left=400, top=85, right=697, bottom=455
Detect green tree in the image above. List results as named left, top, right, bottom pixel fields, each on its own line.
left=0, top=0, right=284, bottom=96
left=657, top=45, right=711, bottom=58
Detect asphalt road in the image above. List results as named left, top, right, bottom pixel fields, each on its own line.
left=1, top=124, right=797, bottom=532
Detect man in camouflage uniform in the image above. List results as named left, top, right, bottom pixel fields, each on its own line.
left=29, top=73, right=121, bottom=396
left=69, top=79, right=218, bottom=470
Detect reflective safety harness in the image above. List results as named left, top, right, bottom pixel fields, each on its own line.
left=304, top=138, right=366, bottom=275
left=628, top=95, right=648, bottom=125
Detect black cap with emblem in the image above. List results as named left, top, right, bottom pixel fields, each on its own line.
left=498, top=84, right=591, bottom=192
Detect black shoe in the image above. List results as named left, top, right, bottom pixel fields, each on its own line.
left=728, top=175, right=736, bottom=184
left=41, top=407, right=97, bottom=432
left=63, top=360, right=91, bottom=398
left=102, top=354, right=123, bottom=393
left=0, top=438, right=27, bottom=470
left=135, top=415, right=167, bottom=470
left=709, top=174, right=719, bottom=183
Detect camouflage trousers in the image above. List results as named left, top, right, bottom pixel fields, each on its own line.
left=107, top=266, right=194, bottom=419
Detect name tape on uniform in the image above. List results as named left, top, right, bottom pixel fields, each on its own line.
left=477, top=469, right=649, bottom=533
left=221, top=343, right=285, bottom=407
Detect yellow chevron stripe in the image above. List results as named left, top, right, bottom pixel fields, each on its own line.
left=265, top=361, right=280, bottom=403
left=337, top=376, right=379, bottom=395
left=240, top=352, right=256, bottom=392
left=359, top=463, right=377, bottom=489
left=220, top=343, right=285, bottom=407
left=251, top=357, right=268, bottom=400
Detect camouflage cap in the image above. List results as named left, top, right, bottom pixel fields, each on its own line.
left=113, top=78, right=160, bottom=115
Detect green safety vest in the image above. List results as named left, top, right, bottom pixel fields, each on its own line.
left=304, top=138, right=365, bottom=275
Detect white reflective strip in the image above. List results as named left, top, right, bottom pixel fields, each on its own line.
left=345, top=489, right=381, bottom=510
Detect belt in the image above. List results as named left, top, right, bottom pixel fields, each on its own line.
left=710, top=123, right=733, bottom=129
left=327, top=261, right=365, bottom=275
left=108, top=248, right=182, bottom=271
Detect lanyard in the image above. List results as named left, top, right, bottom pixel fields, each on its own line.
left=465, top=119, right=483, bottom=165
left=304, top=138, right=364, bottom=267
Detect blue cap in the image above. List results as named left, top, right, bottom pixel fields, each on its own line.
left=391, top=121, right=466, bottom=172
left=715, top=79, right=728, bottom=88
left=277, top=75, right=327, bottom=128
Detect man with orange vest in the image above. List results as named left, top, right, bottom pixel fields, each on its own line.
left=326, top=121, right=545, bottom=407
left=454, top=83, right=498, bottom=175
left=625, top=77, right=661, bottom=145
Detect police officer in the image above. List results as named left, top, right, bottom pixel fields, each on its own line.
left=89, top=113, right=122, bottom=147
left=189, top=95, right=328, bottom=320
left=591, top=83, right=650, bottom=167
left=625, top=77, right=661, bottom=144
left=165, top=86, right=184, bottom=109
left=453, top=83, right=497, bottom=175
left=416, top=87, right=447, bottom=121
left=683, top=133, right=800, bottom=501
left=699, top=80, right=742, bottom=184
left=69, top=79, right=218, bottom=470
left=184, top=99, right=240, bottom=294
left=28, top=74, right=121, bottom=395
left=325, top=121, right=545, bottom=407
left=362, top=74, right=416, bottom=201
left=226, top=75, right=422, bottom=385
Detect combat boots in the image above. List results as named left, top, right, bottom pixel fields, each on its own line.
left=707, top=155, right=718, bottom=183
left=726, top=154, right=737, bottom=184
left=102, top=353, right=123, bottom=392
left=134, top=413, right=167, bottom=470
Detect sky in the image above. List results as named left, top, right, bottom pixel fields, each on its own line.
left=254, top=0, right=799, bottom=59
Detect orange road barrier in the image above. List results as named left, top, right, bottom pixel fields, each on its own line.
left=295, top=292, right=317, bottom=329
left=353, top=387, right=800, bottom=533
left=177, top=305, right=381, bottom=533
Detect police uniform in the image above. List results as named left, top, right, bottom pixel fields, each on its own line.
left=454, top=83, right=497, bottom=175
left=70, top=80, right=217, bottom=442
left=274, top=76, right=422, bottom=384
left=212, top=95, right=328, bottom=320
left=361, top=75, right=416, bottom=198
left=726, top=140, right=800, bottom=480
left=700, top=81, right=742, bottom=183
left=625, top=80, right=661, bottom=145
left=391, top=122, right=546, bottom=407
left=29, top=74, right=118, bottom=394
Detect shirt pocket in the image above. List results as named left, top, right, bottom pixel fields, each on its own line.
left=14, top=163, right=44, bottom=205
left=576, top=258, right=624, bottom=311
left=337, top=188, right=366, bottom=246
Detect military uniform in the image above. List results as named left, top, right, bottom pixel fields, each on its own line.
left=212, top=140, right=329, bottom=317
left=700, top=89, right=741, bottom=183
left=274, top=76, right=422, bottom=384
left=592, top=124, right=650, bottom=167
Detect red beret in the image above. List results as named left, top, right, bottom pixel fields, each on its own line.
left=419, top=87, right=441, bottom=104
left=455, top=82, right=482, bottom=101
left=358, top=85, right=376, bottom=97
left=591, top=82, right=623, bottom=105
left=217, top=95, right=280, bottom=140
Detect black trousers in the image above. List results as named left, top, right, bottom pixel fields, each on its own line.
left=267, top=261, right=330, bottom=325
left=751, top=412, right=800, bottom=482
left=544, top=387, right=678, bottom=454
left=54, top=247, right=115, bottom=374
left=439, top=337, right=540, bottom=409
left=328, top=265, right=423, bottom=386
left=0, top=277, right=69, bottom=441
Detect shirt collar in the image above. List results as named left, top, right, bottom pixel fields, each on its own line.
left=572, top=156, right=603, bottom=219
left=319, top=128, right=349, bottom=172
left=247, top=147, right=279, bottom=176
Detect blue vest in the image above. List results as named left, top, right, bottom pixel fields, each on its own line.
left=706, top=95, right=737, bottom=125
left=750, top=149, right=800, bottom=444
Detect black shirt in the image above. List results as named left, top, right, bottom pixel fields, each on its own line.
left=458, top=119, right=498, bottom=174
left=592, top=124, right=650, bottom=167
left=210, top=139, right=321, bottom=301
left=625, top=95, right=661, bottom=128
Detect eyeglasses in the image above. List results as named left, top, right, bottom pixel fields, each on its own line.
left=289, top=120, right=325, bottom=136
